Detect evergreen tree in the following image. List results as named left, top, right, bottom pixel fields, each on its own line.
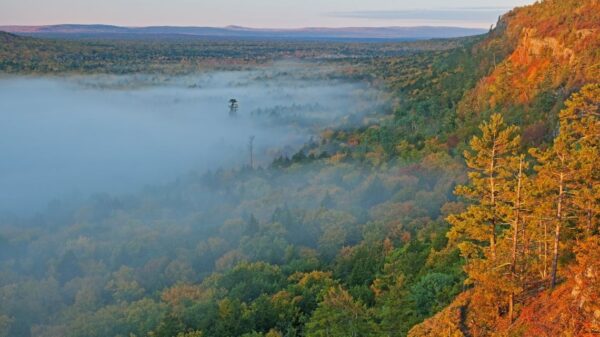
left=531, top=83, right=600, bottom=289
left=447, top=113, right=522, bottom=328
left=448, top=113, right=521, bottom=259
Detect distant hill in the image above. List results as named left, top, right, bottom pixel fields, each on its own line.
left=0, top=31, right=21, bottom=43
left=0, top=24, right=487, bottom=41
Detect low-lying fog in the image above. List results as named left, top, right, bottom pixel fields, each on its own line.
left=0, top=65, right=383, bottom=214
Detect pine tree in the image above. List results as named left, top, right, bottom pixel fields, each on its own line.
left=530, top=133, right=570, bottom=290
left=505, top=154, right=529, bottom=322
left=559, top=84, right=600, bottom=237
left=447, top=113, right=522, bottom=327
left=448, top=113, right=521, bottom=259
left=530, top=84, right=599, bottom=289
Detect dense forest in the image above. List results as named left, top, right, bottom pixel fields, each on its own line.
left=0, top=31, right=473, bottom=74
left=0, top=0, right=598, bottom=336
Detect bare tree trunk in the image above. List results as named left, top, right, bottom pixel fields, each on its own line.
left=521, top=215, right=529, bottom=279
left=489, top=144, right=497, bottom=259
left=543, top=220, right=548, bottom=279
left=509, top=156, right=524, bottom=322
left=585, top=184, right=594, bottom=236
left=550, top=172, right=564, bottom=289
left=248, top=136, right=255, bottom=169
left=508, top=293, right=515, bottom=323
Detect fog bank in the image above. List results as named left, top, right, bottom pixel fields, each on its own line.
left=0, top=66, right=384, bottom=214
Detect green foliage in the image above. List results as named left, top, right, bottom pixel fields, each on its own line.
left=409, top=273, right=461, bottom=317
left=0, top=33, right=468, bottom=74
left=305, top=286, right=378, bottom=337
left=0, top=155, right=464, bottom=337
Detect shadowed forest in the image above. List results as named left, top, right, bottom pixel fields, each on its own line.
left=0, top=0, right=598, bottom=336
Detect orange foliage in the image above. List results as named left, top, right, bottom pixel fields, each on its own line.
left=407, top=292, right=469, bottom=337
left=458, top=0, right=600, bottom=118
left=161, top=284, right=212, bottom=307
left=507, top=237, right=600, bottom=336
left=412, top=237, right=600, bottom=337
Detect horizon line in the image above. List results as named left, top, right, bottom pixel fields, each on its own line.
left=0, top=23, right=489, bottom=30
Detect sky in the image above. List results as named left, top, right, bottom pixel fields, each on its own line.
left=1, top=0, right=537, bottom=28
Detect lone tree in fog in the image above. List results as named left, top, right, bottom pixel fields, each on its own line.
left=229, top=98, right=239, bottom=116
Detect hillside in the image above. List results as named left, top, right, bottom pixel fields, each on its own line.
left=337, top=0, right=599, bottom=160
left=455, top=0, right=600, bottom=141
left=409, top=236, right=600, bottom=337
left=0, top=31, right=21, bottom=43
left=405, top=1, right=600, bottom=336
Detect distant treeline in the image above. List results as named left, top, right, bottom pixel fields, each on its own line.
left=0, top=31, right=475, bottom=74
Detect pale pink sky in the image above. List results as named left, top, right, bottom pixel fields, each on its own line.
left=0, top=0, right=536, bottom=28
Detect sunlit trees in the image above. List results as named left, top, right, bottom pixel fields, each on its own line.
left=531, top=84, right=599, bottom=289
left=441, top=84, right=599, bottom=334
left=503, top=153, right=530, bottom=321
left=448, top=113, right=521, bottom=259
left=446, top=114, right=522, bottom=328
left=557, top=84, right=600, bottom=237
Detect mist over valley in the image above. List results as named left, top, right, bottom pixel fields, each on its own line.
left=0, top=65, right=384, bottom=214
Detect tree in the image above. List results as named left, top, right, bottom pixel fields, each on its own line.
left=447, top=113, right=522, bottom=329
left=105, top=266, right=145, bottom=303
left=505, top=154, right=529, bottom=321
left=305, top=286, right=377, bottom=337
left=229, top=98, right=239, bottom=116
left=530, top=84, right=600, bottom=289
left=448, top=113, right=521, bottom=260
left=558, top=84, right=599, bottom=237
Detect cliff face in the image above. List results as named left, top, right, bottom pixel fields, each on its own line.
left=455, top=0, right=599, bottom=134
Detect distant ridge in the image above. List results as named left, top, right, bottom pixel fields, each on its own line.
left=0, top=31, right=22, bottom=43
left=0, top=24, right=487, bottom=41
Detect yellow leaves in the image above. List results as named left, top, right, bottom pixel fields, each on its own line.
left=176, top=330, right=203, bottom=337
left=457, top=242, right=481, bottom=261
left=395, top=139, right=416, bottom=151
left=291, top=271, right=333, bottom=287
left=468, top=114, right=520, bottom=168
left=321, top=286, right=356, bottom=309
left=364, top=147, right=386, bottom=166
left=161, top=284, right=211, bottom=307
left=454, top=184, right=475, bottom=199
left=265, top=329, right=283, bottom=337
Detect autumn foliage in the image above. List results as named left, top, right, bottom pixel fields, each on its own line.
left=410, top=85, right=599, bottom=337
